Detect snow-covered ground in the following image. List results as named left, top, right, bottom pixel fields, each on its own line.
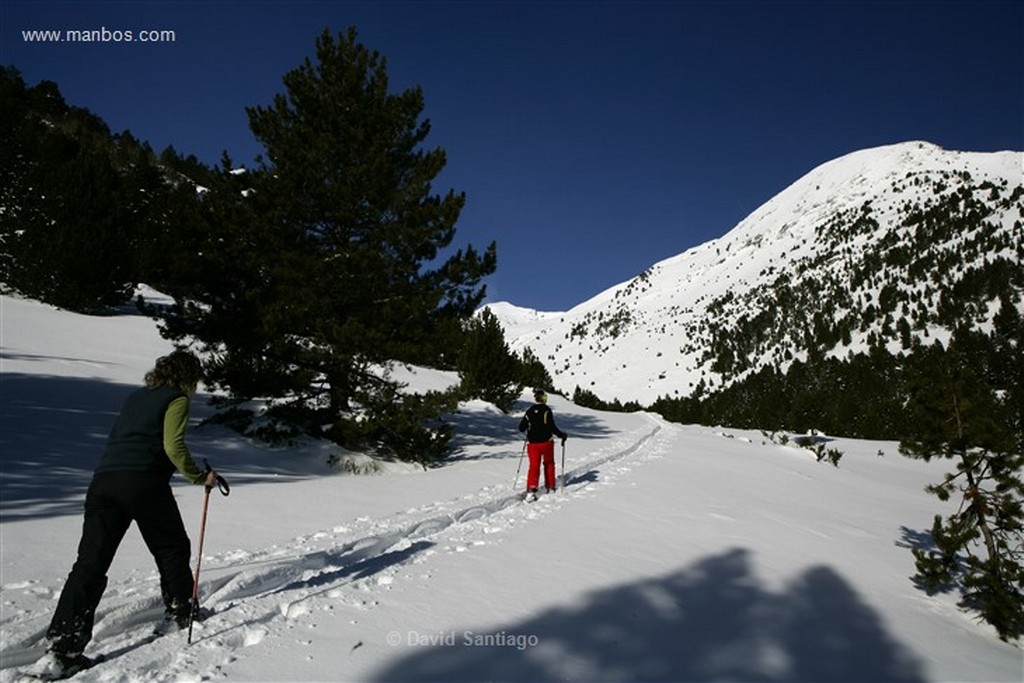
left=1, top=292, right=1020, bottom=682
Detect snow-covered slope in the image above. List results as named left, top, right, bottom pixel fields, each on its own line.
left=1, top=292, right=1021, bottom=681
left=488, top=141, right=1023, bottom=404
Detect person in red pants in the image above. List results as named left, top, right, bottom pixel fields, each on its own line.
left=518, top=388, right=567, bottom=501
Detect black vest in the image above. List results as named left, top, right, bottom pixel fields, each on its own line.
left=96, top=385, right=184, bottom=479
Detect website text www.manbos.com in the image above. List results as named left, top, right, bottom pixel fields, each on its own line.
left=22, top=26, right=176, bottom=44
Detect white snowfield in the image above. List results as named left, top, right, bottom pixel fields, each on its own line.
left=0, top=293, right=1021, bottom=682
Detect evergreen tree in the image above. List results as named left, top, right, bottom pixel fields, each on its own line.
left=517, top=346, right=553, bottom=392
left=899, top=329, right=1024, bottom=641
left=0, top=69, right=159, bottom=311
left=457, top=308, right=522, bottom=413
left=155, top=28, right=496, bottom=461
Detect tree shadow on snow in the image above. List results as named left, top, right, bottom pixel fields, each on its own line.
left=370, top=548, right=926, bottom=683
left=447, top=402, right=615, bottom=462
left=0, top=374, right=319, bottom=522
left=1, top=373, right=132, bottom=520
left=895, top=526, right=935, bottom=554
left=896, top=526, right=965, bottom=596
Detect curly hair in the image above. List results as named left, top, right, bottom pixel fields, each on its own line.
left=144, top=349, right=203, bottom=394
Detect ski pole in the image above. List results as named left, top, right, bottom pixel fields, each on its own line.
left=188, top=460, right=229, bottom=644
left=512, top=440, right=527, bottom=491
left=559, top=439, right=566, bottom=492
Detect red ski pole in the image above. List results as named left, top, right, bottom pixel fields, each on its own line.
left=188, top=462, right=229, bottom=644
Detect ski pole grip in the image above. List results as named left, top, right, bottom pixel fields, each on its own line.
left=215, top=473, right=230, bottom=496
left=202, top=458, right=231, bottom=496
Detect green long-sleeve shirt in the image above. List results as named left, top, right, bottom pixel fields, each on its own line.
left=162, top=395, right=204, bottom=484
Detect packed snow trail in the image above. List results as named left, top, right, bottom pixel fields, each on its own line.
left=1, top=411, right=670, bottom=682
left=174, top=414, right=662, bottom=615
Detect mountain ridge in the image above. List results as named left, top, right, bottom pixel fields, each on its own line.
left=486, top=141, right=1023, bottom=404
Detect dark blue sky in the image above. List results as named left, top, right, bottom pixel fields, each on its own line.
left=4, top=1, right=1022, bottom=311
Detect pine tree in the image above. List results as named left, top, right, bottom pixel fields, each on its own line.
left=899, top=329, right=1024, bottom=641
left=155, top=28, right=496, bottom=461
left=517, top=346, right=553, bottom=391
left=0, top=69, right=156, bottom=311
left=457, top=308, right=522, bottom=413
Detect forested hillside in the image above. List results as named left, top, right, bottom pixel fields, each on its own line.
left=0, top=31, right=537, bottom=465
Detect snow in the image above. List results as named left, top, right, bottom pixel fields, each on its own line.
left=1, top=291, right=1021, bottom=682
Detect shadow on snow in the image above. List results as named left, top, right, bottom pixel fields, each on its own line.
left=446, top=399, right=618, bottom=461
left=371, top=547, right=927, bottom=683
left=1, top=373, right=130, bottom=521
left=2, top=374, right=628, bottom=521
left=0, top=374, right=324, bottom=522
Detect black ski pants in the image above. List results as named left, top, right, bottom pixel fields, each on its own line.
left=46, top=471, right=193, bottom=656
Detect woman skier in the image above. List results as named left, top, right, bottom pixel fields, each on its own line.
left=518, top=388, right=568, bottom=501
left=43, top=350, right=221, bottom=678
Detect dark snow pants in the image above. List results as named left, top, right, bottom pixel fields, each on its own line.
left=46, top=471, right=193, bottom=656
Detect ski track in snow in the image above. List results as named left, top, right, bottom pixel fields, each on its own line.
left=0, top=414, right=669, bottom=682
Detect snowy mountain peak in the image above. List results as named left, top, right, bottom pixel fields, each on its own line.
left=488, top=141, right=1024, bottom=404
